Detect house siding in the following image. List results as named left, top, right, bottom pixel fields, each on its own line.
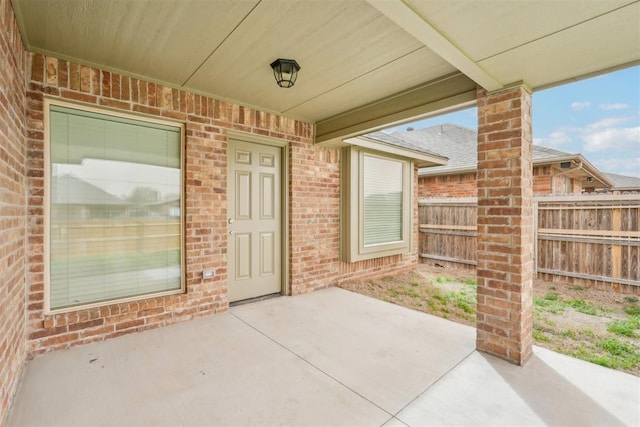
left=23, top=53, right=417, bottom=357
left=0, top=0, right=27, bottom=423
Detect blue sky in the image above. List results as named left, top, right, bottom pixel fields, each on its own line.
left=386, top=66, right=640, bottom=177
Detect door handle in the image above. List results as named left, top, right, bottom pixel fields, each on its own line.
left=229, top=230, right=234, bottom=235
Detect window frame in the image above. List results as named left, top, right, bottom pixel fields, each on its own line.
left=44, top=98, right=186, bottom=314
left=341, top=146, right=413, bottom=262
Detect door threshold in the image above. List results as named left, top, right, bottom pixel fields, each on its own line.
left=229, top=292, right=282, bottom=307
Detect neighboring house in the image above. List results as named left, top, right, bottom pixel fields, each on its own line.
left=367, top=124, right=612, bottom=197
left=600, top=172, right=640, bottom=193
left=51, top=174, right=129, bottom=220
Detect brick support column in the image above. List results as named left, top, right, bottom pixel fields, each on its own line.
left=476, top=85, right=534, bottom=365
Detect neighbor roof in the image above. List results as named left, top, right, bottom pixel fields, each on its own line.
left=52, top=174, right=128, bottom=206
left=389, top=123, right=579, bottom=173
left=603, top=173, right=640, bottom=191
left=370, top=123, right=612, bottom=189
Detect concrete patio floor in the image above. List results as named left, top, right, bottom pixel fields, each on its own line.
left=7, top=287, right=640, bottom=426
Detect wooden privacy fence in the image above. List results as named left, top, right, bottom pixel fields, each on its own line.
left=419, top=195, right=640, bottom=289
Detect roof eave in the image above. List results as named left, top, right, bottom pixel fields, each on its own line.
left=346, top=136, right=448, bottom=167
left=418, top=166, right=476, bottom=177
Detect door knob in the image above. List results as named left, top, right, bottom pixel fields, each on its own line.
left=229, top=230, right=234, bottom=235
left=228, top=219, right=234, bottom=224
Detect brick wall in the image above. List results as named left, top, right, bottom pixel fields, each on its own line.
left=289, top=143, right=418, bottom=293
left=0, top=0, right=26, bottom=423
left=533, top=165, right=552, bottom=194
left=24, top=53, right=312, bottom=356
left=419, top=172, right=477, bottom=197
left=421, top=165, right=581, bottom=198
left=476, top=85, right=534, bottom=365
left=24, top=53, right=417, bottom=357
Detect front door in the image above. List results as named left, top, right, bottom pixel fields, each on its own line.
left=227, top=139, right=282, bottom=302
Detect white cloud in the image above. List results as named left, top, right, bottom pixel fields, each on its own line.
left=533, top=131, right=572, bottom=148
left=599, top=103, right=630, bottom=110
left=571, top=101, right=591, bottom=110
left=594, top=157, right=640, bottom=177
left=586, top=116, right=634, bottom=129
left=583, top=127, right=640, bottom=152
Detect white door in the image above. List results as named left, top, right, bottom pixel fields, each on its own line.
left=227, top=139, right=282, bottom=302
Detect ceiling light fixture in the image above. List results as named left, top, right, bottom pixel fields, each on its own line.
left=270, top=59, right=301, bottom=88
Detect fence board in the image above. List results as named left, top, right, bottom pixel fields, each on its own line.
left=419, top=195, right=640, bottom=289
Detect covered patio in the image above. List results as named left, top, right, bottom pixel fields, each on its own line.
left=2, top=0, right=640, bottom=424
left=8, top=288, right=639, bottom=426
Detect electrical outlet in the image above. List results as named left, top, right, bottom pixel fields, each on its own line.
left=202, top=270, right=215, bottom=279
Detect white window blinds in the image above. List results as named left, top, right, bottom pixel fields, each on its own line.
left=49, top=105, right=183, bottom=310
left=362, top=154, right=403, bottom=245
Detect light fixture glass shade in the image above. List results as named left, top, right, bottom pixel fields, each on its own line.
left=270, top=59, right=301, bottom=88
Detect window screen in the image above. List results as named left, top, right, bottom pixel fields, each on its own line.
left=49, top=104, right=183, bottom=310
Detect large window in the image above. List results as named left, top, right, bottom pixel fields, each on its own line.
left=46, top=101, right=184, bottom=312
left=341, top=146, right=412, bottom=262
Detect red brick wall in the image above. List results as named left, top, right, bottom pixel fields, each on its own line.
left=533, top=165, right=552, bottom=194
left=419, top=172, right=477, bottom=197
left=24, top=54, right=417, bottom=357
left=24, top=53, right=311, bottom=356
left=476, top=85, right=534, bottom=365
left=421, top=165, right=581, bottom=198
left=0, top=0, right=26, bottom=422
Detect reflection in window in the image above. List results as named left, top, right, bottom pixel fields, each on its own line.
left=48, top=104, right=183, bottom=311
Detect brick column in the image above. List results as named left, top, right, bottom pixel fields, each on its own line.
left=476, top=85, right=534, bottom=365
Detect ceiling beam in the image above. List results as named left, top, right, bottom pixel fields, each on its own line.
left=367, top=0, right=503, bottom=92
left=315, top=72, right=477, bottom=145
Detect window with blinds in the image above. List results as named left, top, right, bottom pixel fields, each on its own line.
left=47, top=102, right=184, bottom=312
left=363, top=154, right=403, bottom=245
left=341, top=146, right=412, bottom=262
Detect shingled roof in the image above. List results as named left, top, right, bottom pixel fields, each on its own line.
left=363, top=123, right=615, bottom=189
left=51, top=174, right=128, bottom=205
left=386, top=123, right=577, bottom=173
left=603, top=172, right=640, bottom=191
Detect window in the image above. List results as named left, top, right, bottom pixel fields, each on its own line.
left=46, top=101, right=184, bottom=312
left=341, top=146, right=412, bottom=262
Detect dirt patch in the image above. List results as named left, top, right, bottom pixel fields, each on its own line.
left=338, top=263, right=640, bottom=376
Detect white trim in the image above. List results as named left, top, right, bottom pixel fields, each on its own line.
left=345, top=136, right=446, bottom=167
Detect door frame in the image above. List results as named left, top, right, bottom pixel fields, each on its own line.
left=226, top=130, right=290, bottom=297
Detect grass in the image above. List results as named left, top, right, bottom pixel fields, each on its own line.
left=584, top=338, right=640, bottom=370
left=534, top=293, right=603, bottom=316
left=624, top=305, right=640, bottom=316
left=533, top=294, right=565, bottom=314
left=607, top=317, right=640, bottom=338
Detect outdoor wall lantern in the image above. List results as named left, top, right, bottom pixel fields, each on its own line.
left=270, top=58, right=301, bottom=88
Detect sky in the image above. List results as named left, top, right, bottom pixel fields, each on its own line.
left=385, top=66, right=640, bottom=178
